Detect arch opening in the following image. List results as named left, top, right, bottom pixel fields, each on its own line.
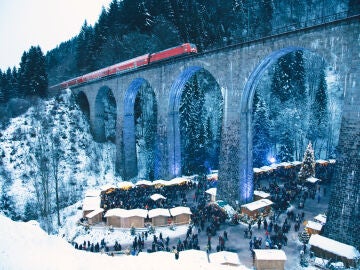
left=169, top=67, right=223, bottom=177
left=75, top=91, right=90, bottom=120
left=94, top=86, right=117, bottom=143
left=242, top=46, right=343, bottom=200
left=124, top=78, right=158, bottom=181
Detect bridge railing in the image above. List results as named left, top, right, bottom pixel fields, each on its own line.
left=233, top=11, right=357, bottom=45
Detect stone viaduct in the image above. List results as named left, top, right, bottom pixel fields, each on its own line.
left=67, top=15, right=359, bottom=247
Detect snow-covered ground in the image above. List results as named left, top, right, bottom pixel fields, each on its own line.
left=0, top=214, right=251, bottom=270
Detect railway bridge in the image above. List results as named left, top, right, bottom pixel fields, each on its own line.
left=64, top=15, right=359, bottom=247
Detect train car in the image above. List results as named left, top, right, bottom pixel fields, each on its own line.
left=49, top=43, right=197, bottom=92
left=149, top=43, right=197, bottom=63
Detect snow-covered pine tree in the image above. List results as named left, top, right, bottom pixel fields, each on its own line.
left=298, top=142, right=315, bottom=182
left=252, top=93, right=272, bottom=167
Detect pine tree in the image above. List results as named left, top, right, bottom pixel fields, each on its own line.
left=298, top=142, right=316, bottom=182
left=252, top=93, right=272, bottom=167
left=278, top=130, right=294, bottom=162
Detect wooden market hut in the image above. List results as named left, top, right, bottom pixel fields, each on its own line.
left=205, top=187, right=217, bottom=202
left=309, top=234, right=360, bottom=268
left=253, top=249, right=287, bottom=270
left=104, top=208, right=148, bottom=228
left=148, top=208, right=171, bottom=227
left=82, top=196, right=101, bottom=217
left=254, top=190, right=271, bottom=201
left=305, top=220, right=323, bottom=235
left=86, top=208, right=104, bottom=225
left=209, top=251, right=241, bottom=266
left=241, top=199, right=273, bottom=219
left=169, top=206, right=192, bottom=225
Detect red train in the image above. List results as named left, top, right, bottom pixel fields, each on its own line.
left=49, top=43, right=197, bottom=92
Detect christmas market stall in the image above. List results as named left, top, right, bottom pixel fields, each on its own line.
left=253, top=249, right=287, bottom=270
left=309, top=234, right=360, bottom=268
left=86, top=208, right=104, bottom=225
left=305, top=220, right=323, bottom=235
left=253, top=190, right=271, bottom=201
left=169, top=206, right=192, bottom=225
left=209, top=251, right=241, bottom=266
left=82, top=196, right=101, bottom=218
left=148, top=208, right=171, bottom=227
left=205, top=187, right=217, bottom=202
left=104, top=208, right=148, bottom=228
left=241, top=199, right=273, bottom=219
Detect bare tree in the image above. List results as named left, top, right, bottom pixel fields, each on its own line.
left=50, top=131, right=61, bottom=226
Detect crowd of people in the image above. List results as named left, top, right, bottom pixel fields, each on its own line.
left=100, top=181, right=195, bottom=212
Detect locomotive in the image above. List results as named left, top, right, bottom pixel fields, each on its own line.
left=49, top=43, right=198, bottom=92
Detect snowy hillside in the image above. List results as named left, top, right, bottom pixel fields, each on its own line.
left=0, top=90, right=120, bottom=223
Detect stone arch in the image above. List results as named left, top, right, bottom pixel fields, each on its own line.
left=123, top=78, right=158, bottom=180
left=93, top=86, right=117, bottom=142
left=236, top=46, right=342, bottom=204
left=75, top=91, right=90, bottom=119
left=168, top=66, right=223, bottom=177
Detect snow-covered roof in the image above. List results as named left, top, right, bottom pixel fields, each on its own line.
left=309, top=234, right=360, bottom=259
left=259, top=166, right=274, bottom=172
left=100, top=184, right=116, bottom=191
left=179, top=249, right=208, bottom=264
left=207, top=173, right=218, bottom=180
left=135, top=180, right=153, bottom=186
left=316, top=159, right=329, bottom=165
left=306, top=177, right=321, bottom=183
left=314, top=214, right=327, bottom=225
left=152, top=179, right=168, bottom=186
left=148, top=208, right=171, bottom=218
left=169, top=206, right=192, bottom=216
left=117, top=181, right=135, bottom=189
left=104, top=208, right=148, bottom=218
left=150, top=194, right=166, bottom=201
left=306, top=220, right=323, bottom=231
left=205, top=188, right=217, bottom=196
left=291, top=161, right=302, bottom=166
left=209, top=251, right=241, bottom=265
left=254, top=190, right=271, bottom=198
left=329, top=159, right=336, bottom=164
left=253, top=249, right=287, bottom=261
left=278, top=162, right=293, bottom=168
left=253, top=168, right=262, bottom=173
left=241, top=199, right=273, bottom=211
left=82, top=196, right=101, bottom=211
left=85, top=189, right=101, bottom=197
left=85, top=208, right=104, bottom=219
left=168, top=177, right=190, bottom=186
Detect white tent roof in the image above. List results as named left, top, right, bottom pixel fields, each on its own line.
left=152, top=179, right=168, bottom=186
left=169, top=206, right=192, bottom=216
left=209, top=251, right=241, bottom=265
left=291, top=161, right=302, bottom=166
left=306, top=220, right=323, bottom=231
left=104, top=208, right=148, bottom=218
left=306, top=177, right=321, bottom=183
left=85, top=208, right=104, bottom=219
left=253, top=249, right=287, bottom=261
left=135, top=180, right=153, bottom=186
left=100, top=184, right=116, bottom=191
left=254, top=190, right=271, bottom=198
left=117, top=181, right=135, bottom=189
left=82, top=196, right=101, bottom=211
left=148, top=208, right=171, bottom=218
left=241, top=199, right=273, bottom=211
left=168, top=177, right=189, bottom=186
left=314, top=214, right=327, bottom=225
left=309, top=234, right=360, bottom=259
left=278, top=162, right=293, bottom=167
left=150, top=194, right=166, bottom=201
left=253, top=168, right=262, bottom=173
left=205, top=188, right=217, bottom=196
